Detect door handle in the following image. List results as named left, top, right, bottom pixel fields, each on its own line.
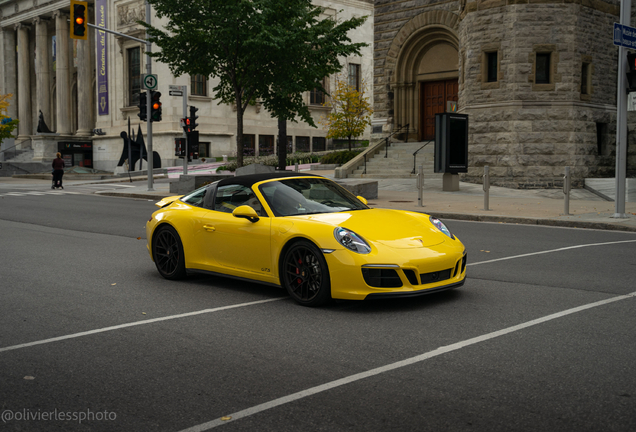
left=203, top=225, right=216, bottom=232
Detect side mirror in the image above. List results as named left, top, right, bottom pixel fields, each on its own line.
left=233, top=205, right=260, bottom=223
left=357, top=196, right=368, bottom=205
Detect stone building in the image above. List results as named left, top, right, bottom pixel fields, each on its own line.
left=374, top=0, right=635, bottom=188
left=0, top=0, right=373, bottom=172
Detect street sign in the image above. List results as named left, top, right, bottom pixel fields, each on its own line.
left=143, top=74, right=158, bottom=90
left=613, top=23, right=636, bottom=49
left=169, top=90, right=183, bottom=96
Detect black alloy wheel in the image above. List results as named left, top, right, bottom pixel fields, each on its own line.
left=153, top=225, right=187, bottom=280
left=282, top=240, right=331, bottom=307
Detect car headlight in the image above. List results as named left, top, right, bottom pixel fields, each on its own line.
left=334, top=227, right=371, bottom=254
left=430, top=216, right=455, bottom=239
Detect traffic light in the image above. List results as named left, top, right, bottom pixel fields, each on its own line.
left=189, top=106, right=199, bottom=131
left=627, top=52, right=636, bottom=92
left=138, top=92, right=147, bottom=122
left=150, top=91, right=162, bottom=122
left=70, top=0, right=88, bottom=40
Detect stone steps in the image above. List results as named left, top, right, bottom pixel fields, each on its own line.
left=347, top=141, right=438, bottom=179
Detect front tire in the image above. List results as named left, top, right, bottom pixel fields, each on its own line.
left=152, top=225, right=187, bottom=280
left=281, top=240, right=331, bottom=307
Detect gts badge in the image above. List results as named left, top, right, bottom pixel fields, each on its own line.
left=261, top=268, right=271, bottom=272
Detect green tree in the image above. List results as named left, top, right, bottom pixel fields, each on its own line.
left=141, top=0, right=366, bottom=168
left=0, top=93, right=19, bottom=144
left=322, top=72, right=373, bottom=151
left=253, top=1, right=367, bottom=169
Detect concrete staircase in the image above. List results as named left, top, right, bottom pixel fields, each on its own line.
left=0, top=148, right=51, bottom=177
left=348, top=141, right=442, bottom=179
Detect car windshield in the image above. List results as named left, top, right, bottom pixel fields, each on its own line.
left=259, top=178, right=369, bottom=216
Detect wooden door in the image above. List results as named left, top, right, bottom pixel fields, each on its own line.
left=420, top=79, right=458, bottom=141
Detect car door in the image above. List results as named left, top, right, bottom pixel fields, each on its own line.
left=199, top=184, right=273, bottom=280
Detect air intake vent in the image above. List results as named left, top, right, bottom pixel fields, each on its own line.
left=403, top=269, right=418, bottom=286
left=362, top=268, right=403, bottom=288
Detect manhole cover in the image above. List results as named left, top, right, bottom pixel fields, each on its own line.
left=389, top=200, right=413, bottom=203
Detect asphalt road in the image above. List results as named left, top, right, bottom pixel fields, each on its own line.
left=0, top=187, right=635, bottom=432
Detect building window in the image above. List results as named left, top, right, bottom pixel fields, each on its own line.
left=296, top=136, right=310, bottom=153
left=348, top=63, right=361, bottom=91
left=596, top=123, right=608, bottom=156
left=191, top=74, right=207, bottom=96
left=198, top=142, right=210, bottom=158
left=535, top=53, right=551, bottom=84
left=486, top=52, right=498, bottom=83
left=128, top=47, right=141, bottom=106
left=259, top=135, right=275, bottom=156
left=312, top=137, right=326, bottom=152
left=581, top=62, right=591, bottom=95
left=242, top=134, right=255, bottom=156
left=310, top=80, right=325, bottom=105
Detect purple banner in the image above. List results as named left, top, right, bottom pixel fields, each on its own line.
left=96, top=0, right=109, bottom=116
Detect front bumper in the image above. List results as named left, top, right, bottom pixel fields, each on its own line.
left=325, top=242, right=467, bottom=301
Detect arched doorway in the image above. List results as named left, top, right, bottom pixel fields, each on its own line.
left=389, top=12, right=459, bottom=141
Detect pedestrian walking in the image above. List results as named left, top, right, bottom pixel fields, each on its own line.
left=52, top=152, right=65, bottom=189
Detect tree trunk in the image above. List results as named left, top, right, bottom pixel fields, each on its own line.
left=277, top=118, right=287, bottom=171
left=236, top=91, right=244, bottom=168
left=348, top=135, right=352, bottom=151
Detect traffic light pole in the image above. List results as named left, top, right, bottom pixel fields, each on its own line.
left=145, top=1, right=154, bottom=191
left=614, top=0, right=631, bottom=218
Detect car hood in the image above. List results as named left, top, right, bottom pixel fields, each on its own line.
left=298, top=209, right=447, bottom=248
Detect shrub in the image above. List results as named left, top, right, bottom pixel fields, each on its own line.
left=319, top=149, right=363, bottom=165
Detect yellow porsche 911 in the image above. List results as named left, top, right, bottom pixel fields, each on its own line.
left=146, top=172, right=467, bottom=306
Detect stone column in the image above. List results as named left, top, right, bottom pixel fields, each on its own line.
left=34, top=17, right=51, bottom=131
left=54, top=12, right=71, bottom=135
left=76, top=27, right=92, bottom=135
left=405, top=82, right=414, bottom=134
left=16, top=23, right=32, bottom=138
left=1, top=28, right=18, bottom=119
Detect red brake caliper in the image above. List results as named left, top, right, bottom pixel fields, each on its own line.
left=296, top=257, right=302, bottom=284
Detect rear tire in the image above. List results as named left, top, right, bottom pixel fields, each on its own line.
left=281, top=240, right=331, bottom=307
left=153, top=225, right=187, bottom=280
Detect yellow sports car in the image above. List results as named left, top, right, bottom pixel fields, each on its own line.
left=146, top=172, right=467, bottom=306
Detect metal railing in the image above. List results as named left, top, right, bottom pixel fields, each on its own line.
left=411, top=140, right=433, bottom=174
left=0, top=141, right=20, bottom=162
left=384, top=123, right=410, bottom=158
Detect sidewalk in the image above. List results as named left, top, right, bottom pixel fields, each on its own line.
left=89, top=167, right=636, bottom=233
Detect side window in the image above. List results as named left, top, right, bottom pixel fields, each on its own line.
left=214, top=185, right=266, bottom=216
left=180, top=186, right=208, bottom=207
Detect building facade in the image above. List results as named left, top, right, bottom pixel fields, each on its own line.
left=374, top=0, right=635, bottom=187
left=0, top=0, right=374, bottom=172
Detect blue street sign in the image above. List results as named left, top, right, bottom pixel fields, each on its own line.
left=614, top=23, right=636, bottom=49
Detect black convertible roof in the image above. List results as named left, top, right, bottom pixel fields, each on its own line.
left=217, top=171, right=324, bottom=188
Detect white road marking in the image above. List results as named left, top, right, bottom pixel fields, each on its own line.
left=0, top=298, right=284, bottom=354
left=468, top=239, right=636, bottom=267
left=177, top=291, right=636, bottom=431
left=0, top=190, right=82, bottom=197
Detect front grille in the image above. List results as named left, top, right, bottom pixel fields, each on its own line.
left=362, top=268, right=403, bottom=288
left=461, top=254, right=467, bottom=273
left=419, top=269, right=452, bottom=284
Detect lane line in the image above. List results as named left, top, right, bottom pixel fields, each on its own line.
left=0, top=298, right=284, bottom=354
left=468, top=239, right=636, bottom=266
left=178, top=291, right=636, bottom=431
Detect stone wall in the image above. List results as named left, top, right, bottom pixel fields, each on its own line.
left=459, top=2, right=620, bottom=187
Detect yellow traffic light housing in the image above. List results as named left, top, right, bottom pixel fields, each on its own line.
left=70, top=0, right=88, bottom=40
